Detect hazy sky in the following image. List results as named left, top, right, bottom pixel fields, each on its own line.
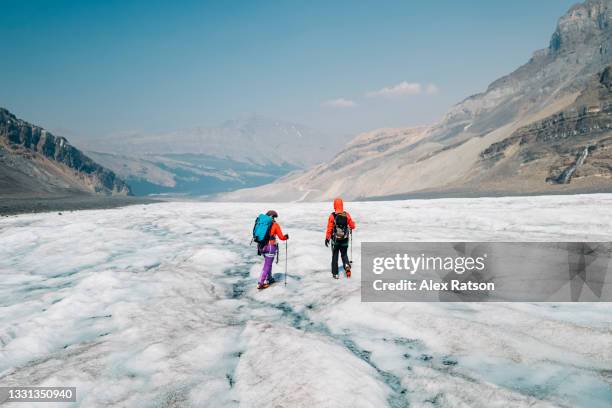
left=1, top=0, right=577, bottom=139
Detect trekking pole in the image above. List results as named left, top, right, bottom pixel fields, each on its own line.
left=350, top=230, right=353, bottom=265
left=284, top=240, right=288, bottom=286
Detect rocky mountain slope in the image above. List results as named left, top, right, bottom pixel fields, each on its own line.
left=478, top=66, right=612, bottom=188
left=0, top=108, right=131, bottom=199
left=222, top=0, right=612, bottom=201
left=73, top=115, right=347, bottom=196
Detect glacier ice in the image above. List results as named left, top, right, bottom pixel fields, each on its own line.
left=1, top=195, right=611, bottom=407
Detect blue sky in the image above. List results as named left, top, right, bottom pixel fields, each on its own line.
left=0, top=0, right=577, bottom=139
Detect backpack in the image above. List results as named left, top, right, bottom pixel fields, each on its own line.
left=252, top=213, right=274, bottom=254
left=332, top=212, right=350, bottom=242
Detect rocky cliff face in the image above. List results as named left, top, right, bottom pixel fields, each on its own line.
left=479, top=66, right=612, bottom=186
left=0, top=108, right=131, bottom=196
left=550, top=0, right=610, bottom=55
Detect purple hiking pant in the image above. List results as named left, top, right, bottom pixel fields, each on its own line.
left=258, top=244, right=277, bottom=285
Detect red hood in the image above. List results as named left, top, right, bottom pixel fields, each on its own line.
left=333, top=198, right=344, bottom=213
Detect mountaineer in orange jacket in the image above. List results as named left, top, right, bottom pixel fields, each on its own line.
left=325, top=198, right=356, bottom=279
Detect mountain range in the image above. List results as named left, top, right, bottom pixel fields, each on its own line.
left=222, top=0, right=612, bottom=201
left=72, top=115, right=348, bottom=196
left=3, top=0, right=612, bottom=204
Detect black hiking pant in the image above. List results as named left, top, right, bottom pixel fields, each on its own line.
left=331, top=240, right=350, bottom=276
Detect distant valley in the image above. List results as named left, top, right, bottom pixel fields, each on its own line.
left=73, top=115, right=349, bottom=196
left=86, top=151, right=297, bottom=196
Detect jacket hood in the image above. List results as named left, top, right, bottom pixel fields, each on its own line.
left=333, top=198, right=344, bottom=213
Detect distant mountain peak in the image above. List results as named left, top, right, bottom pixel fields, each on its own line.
left=220, top=113, right=302, bottom=131
left=77, top=114, right=347, bottom=169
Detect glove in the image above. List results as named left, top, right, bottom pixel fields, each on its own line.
left=325, top=239, right=330, bottom=247
left=284, top=234, right=289, bottom=240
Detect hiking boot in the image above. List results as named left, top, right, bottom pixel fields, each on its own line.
left=332, top=274, right=339, bottom=280
left=257, top=283, right=270, bottom=290
left=268, top=277, right=276, bottom=285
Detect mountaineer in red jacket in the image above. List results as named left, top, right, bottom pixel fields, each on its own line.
left=325, top=198, right=356, bottom=279
left=258, top=210, right=288, bottom=289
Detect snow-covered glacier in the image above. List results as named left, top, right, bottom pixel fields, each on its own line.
left=1, top=195, right=611, bottom=407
